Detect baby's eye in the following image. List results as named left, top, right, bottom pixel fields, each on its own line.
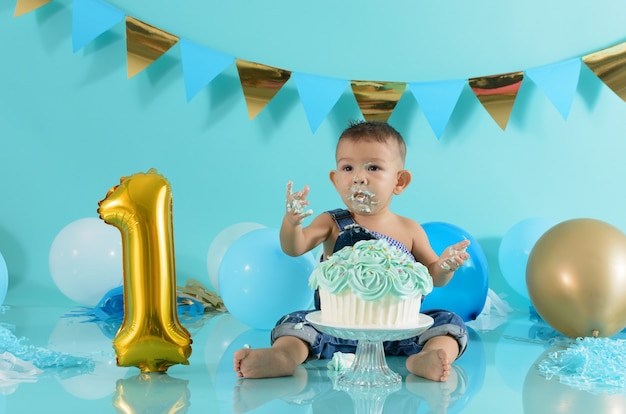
left=366, top=164, right=380, bottom=171
left=341, top=165, right=353, bottom=172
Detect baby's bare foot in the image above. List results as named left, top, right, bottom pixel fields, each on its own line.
left=233, top=348, right=298, bottom=379
left=406, top=349, right=451, bottom=382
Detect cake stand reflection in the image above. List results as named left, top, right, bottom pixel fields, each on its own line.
left=306, top=311, right=434, bottom=388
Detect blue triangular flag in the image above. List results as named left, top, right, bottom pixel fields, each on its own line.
left=292, top=72, right=349, bottom=133
left=408, top=79, right=465, bottom=139
left=72, top=0, right=125, bottom=53
left=526, top=58, right=581, bottom=120
left=179, top=38, right=235, bottom=102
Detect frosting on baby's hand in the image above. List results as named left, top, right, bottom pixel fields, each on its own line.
left=286, top=181, right=313, bottom=223
left=439, top=240, right=470, bottom=271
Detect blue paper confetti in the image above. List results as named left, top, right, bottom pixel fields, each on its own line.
left=65, top=285, right=207, bottom=323
left=537, top=337, right=626, bottom=395
left=0, top=324, right=93, bottom=371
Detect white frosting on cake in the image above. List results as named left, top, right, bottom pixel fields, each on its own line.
left=309, top=239, right=433, bottom=327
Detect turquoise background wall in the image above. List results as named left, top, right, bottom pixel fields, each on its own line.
left=2, top=0, right=626, bottom=308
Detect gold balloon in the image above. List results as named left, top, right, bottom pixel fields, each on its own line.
left=98, top=168, right=192, bottom=372
left=526, top=218, right=626, bottom=338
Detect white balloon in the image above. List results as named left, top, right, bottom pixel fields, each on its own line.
left=49, top=217, right=123, bottom=306
left=206, top=222, right=265, bottom=293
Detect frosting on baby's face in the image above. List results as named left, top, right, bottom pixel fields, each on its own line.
left=347, top=184, right=378, bottom=213
left=346, top=162, right=379, bottom=213
left=333, top=138, right=405, bottom=215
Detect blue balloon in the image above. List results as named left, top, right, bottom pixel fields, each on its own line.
left=498, top=217, right=557, bottom=299
left=421, top=222, right=489, bottom=321
left=0, top=252, right=7, bottom=305
left=218, top=228, right=316, bottom=330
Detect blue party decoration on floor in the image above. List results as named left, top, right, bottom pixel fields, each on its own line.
left=538, top=337, right=626, bottom=395
left=0, top=324, right=93, bottom=371
left=66, top=285, right=207, bottom=323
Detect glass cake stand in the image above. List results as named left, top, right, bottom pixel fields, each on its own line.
left=305, top=311, right=434, bottom=388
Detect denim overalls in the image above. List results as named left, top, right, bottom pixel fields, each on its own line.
left=271, top=209, right=468, bottom=359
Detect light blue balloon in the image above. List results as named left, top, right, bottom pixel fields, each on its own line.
left=421, top=222, right=489, bottom=321
left=0, top=252, right=7, bottom=305
left=218, top=228, right=315, bottom=330
left=498, top=218, right=557, bottom=299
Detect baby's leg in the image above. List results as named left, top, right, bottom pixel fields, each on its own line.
left=234, top=336, right=309, bottom=379
left=406, top=335, right=459, bottom=382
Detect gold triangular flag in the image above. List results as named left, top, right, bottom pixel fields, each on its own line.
left=126, top=16, right=179, bottom=79
left=351, top=81, right=406, bottom=122
left=583, top=41, right=626, bottom=101
left=469, top=72, right=524, bottom=130
left=236, top=59, right=291, bottom=120
left=14, top=0, right=51, bottom=17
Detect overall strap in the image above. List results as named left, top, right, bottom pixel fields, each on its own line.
left=326, top=209, right=355, bottom=232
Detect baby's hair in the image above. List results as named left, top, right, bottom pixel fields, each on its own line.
left=337, top=120, right=407, bottom=163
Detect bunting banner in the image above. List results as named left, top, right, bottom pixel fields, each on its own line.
left=583, top=41, right=626, bottom=102
left=408, top=79, right=465, bottom=139
left=12, top=0, right=626, bottom=137
left=292, top=72, right=349, bottom=133
left=72, top=0, right=124, bottom=53
left=351, top=80, right=406, bottom=122
left=469, top=72, right=524, bottom=130
left=125, top=16, right=178, bottom=79
left=14, top=0, right=50, bottom=17
left=526, top=58, right=582, bottom=120
left=235, top=59, right=292, bottom=120
left=179, top=39, right=235, bottom=102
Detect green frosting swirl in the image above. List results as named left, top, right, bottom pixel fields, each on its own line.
left=309, top=239, right=433, bottom=301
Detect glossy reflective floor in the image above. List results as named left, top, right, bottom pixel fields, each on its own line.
left=1, top=305, right=625, bottom=414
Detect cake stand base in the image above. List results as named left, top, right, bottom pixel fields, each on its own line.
left=305, top=311, right=434, bottom=388
left=338, top=340, right=400, bottom=387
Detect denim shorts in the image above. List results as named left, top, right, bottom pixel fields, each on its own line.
left=271, top=308, right=468, bottom=360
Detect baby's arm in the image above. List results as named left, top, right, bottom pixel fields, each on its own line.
left=431, top=240, right=471, bottom=286
left=280, top=181, right=332, bottom=257
left=410, top=223, right=470, bottom=287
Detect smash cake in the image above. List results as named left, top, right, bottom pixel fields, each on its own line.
left=309, top=239, right=433, bottom=327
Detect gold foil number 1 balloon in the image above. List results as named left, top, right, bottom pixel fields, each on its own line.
left=98, top=169, right=192, bottom=372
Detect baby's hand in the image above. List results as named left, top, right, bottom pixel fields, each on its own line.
left=285, top=181, right=313, bottom=225
left=439, top=239, right=471, bottom=272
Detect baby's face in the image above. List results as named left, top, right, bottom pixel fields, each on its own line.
left=332, top=138, right=404, bottom=214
